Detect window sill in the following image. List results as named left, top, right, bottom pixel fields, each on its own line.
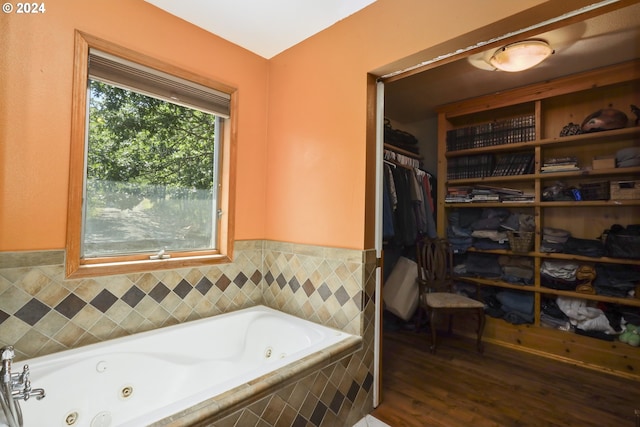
left=66, top=253, right=233, bottom=279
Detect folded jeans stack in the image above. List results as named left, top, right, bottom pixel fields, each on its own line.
left=594, top=264, right=640, bottom=298
left=541, top=227, right=570, bottom=253
left=498, top=255, right=534, bottom=285
left=541, top=260, right=581, bottom=291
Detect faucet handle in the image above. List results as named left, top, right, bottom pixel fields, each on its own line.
left=0, top=346, right=15, bottom=362
left=13, top=364, right=30, bottom=386
left=1, top=346, right=14, bottom=384
left=13, top=379, right=46, bottom=401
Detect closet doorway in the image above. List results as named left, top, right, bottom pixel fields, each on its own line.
left=372, top=0, right=640, bottom=407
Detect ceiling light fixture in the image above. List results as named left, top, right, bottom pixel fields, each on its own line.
left=489, top=40, right=554, bottom=72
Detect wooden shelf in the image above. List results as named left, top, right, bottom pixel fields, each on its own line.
left=383, top=143, right=422, bottom=159
left=438, top=59, right=640, bottom=379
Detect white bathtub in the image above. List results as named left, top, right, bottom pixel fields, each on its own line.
left=4, top=305, right=360, bottom=427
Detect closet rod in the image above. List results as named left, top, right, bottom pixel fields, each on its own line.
left=384, top=143, right=422, bottom=160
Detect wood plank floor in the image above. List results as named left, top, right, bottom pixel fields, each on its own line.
left=371, top=328, right=640, bottom=427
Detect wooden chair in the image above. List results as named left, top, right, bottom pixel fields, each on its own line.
left=416, top=237, right=485, bottom=353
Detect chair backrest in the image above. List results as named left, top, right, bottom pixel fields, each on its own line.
left=416, top=237, right=453, bottom=293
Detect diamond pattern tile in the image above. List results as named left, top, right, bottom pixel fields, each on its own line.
left=121, top=285, right=145, bottom=308
left=149, top=282, right=171, bottom=303
left=250, top=270, right=262, bottom=285
left=233, top=272, right=248, bottom=287
left=0, top=310, right=9, bottom=325
left=289, top=276, right=300, bottom=292
left=173, top=279, right=192, bottom=299
left=334, top=286, right=350, bottom=306
left=90, top=289, right=118, bottom=313
left=317, top=283, right=332, bottom=301
left=195, top=277, right=213, bottom=295
left=54, top=294, right=86, bottom=319
left=0, top=241, right=376, bottom=427
left=14, top=298, right=50, bottom=326
left=216, top=275, right=231, bottom=291
left=264, top=271, right=274, bottom=285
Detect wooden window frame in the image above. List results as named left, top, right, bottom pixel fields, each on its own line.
left=66, top=31, right=237, bottom=279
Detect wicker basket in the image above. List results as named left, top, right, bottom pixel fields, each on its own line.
left=508, top=231, right=534, bottom=253
left=610, top=180, right=640, bottom=200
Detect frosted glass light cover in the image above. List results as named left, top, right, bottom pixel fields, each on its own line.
left=489, top=40, right=553, bottom=72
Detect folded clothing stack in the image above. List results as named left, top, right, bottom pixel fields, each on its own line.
left=616, top=146, right=640, bottom=168
left=564, top=236, right=605, bottom=258
left=499, top=255, right=534, bottom=285
left=594, top=264, right=640, bottom=298
left=541, top=227, right=570, bottom=253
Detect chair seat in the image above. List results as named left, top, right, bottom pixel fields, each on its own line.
left=423, top=292, right=485, bottom=309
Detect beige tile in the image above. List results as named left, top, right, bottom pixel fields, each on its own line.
left=74, top=331, right=101, bottom=348
left=54, top=321, right=86, bottom=348
left=134, top=295, right=158, bottom=316
left=171, top=301, right=193, bottom=322
left=0, top=286, right=31, bottom=313
left=323, top=247, right=361, bottom=263
left=88, top=316, right=119, bottom=338
left=160, top=292, right=183, bottom=312
left=147, top=305, right=171, bottom=327
left=119, top=310, right=146, bottom=333
left=193, top=296, right=214, bottom=316
left=0, top=250, right=64, bottom=269
left=213, top=294, right=234, bottom=312
left=101, top=275, right=135, bottom=298
left=34, top=310, right=69, bottom=337
left=183, top=288, right=203, bottom=308
left=0, top=317, right=31, bottom=347
left=136, top=273, right=160, bottom=293
left=160, top=270, right=184, bottom=290
left=36, top=339, right=66, bottom=358
left=35, top=281, right=70, bottom=308
left=0, top=275, right=11, bottom=295
left=73, top=278, right=102, bottom=302
left=0, top=267, right=31, bottom=284
left=16, top=268, right=51, bottom=296
left=184, top=269, right=203, bottom=288
left=105, top=299, right=134, bottom=324
left=14, top=328, right=49, bottom=357
left=72, top=304, right=103, bottom=331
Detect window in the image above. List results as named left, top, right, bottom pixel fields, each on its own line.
left=66, top=32, right=236, bottom=278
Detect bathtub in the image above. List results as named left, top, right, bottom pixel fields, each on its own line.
left=4, top=305, right=361, bottom=427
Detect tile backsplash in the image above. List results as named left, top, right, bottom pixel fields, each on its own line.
left=0, top=240, right=374, bottom=360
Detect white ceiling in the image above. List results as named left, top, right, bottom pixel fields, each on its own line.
left=143, top=1, right=639, bottom=122
left=144, top=0, right=377, bottom=59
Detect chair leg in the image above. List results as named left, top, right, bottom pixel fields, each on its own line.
left=476, top=308, right=486, bottom=354
left=429, top=309, right=438, bottom=354
left=415, top=306, right=424, bottom=333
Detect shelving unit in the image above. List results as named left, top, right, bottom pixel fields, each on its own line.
left=436, top=59, right=640, bottom=379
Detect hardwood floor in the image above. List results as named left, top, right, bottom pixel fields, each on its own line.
left=371, top=327, right=640, bottom=427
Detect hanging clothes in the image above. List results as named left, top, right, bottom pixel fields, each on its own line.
left=382, top=156, right=437, bottom=246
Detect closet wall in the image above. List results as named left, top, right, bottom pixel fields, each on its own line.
left=381, top=119, right=438, bottom=322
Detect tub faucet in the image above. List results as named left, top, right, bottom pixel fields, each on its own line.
left=1, top=346, right=45, bottom=427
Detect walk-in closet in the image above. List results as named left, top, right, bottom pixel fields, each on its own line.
left=378, top=1, right=640, bottom=388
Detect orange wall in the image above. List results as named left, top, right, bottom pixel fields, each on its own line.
left=0, top=0, right=268, bottom=251
left=265, top=0, right=556, bottom=249
left=1, top=0, right=600, bottom=253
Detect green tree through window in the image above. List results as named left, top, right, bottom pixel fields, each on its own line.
left=83, top=80, right=219, bottom=257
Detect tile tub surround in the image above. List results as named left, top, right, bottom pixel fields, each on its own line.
left=0, top=240, right=374, bottom=358
left=0, top=240, right=377, bottom=426
left=159, top=249, right=378, bottom=426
